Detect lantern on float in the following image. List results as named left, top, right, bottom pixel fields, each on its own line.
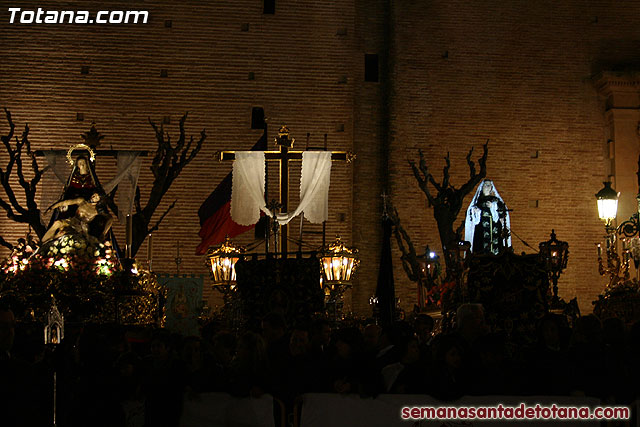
left=206, top=236, right=245, bottom=287
left=321, top=236, right=359, bottom=286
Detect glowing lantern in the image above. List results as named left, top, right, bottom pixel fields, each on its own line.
left=417, top=246, right=440, bottom=280
left=206, top=236, right=245, bottom=286
left=595, top=181, right=619, bottom=226
left=321, top=237, right=359, bottom=285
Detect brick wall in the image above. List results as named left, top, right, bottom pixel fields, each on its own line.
left=388, top=0, right=640, bottom=314
left=0, top=1, right=356, bottom=309
left=1, top=1, right=640, bottom=315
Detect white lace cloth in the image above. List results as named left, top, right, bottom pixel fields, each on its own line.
left=111, top=152, right=141, bottom=222
left=231, top=151, right=273, bottom=226
left=40, top=151, right=70, bottom=223
left=230, top=151, right=332, bottom=226
left=277, top=151, right=331, bottom=225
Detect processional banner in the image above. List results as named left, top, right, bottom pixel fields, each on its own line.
left=234, top=256, right=324, bottom=328
left=157, top=274, right=203, bottom=337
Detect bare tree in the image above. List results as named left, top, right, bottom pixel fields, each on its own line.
left=387, top=205, right=422, bottom=283
left=391, top=140, right=489, bottom=273
left=0, top=109, right=46, bottom=244
left=130, top=113, right=205, bottom=256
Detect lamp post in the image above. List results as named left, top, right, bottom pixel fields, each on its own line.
left=417, top=247, right=440, bottom=309
left=320, top=236, right=359, bottom=320
left=44, top=295, right=64, bottom=427
left=444, top=240, right=471, bottom=303
left=614, top=185, right=640, bottom=279
left=595, top=181, right=619, bottom=234
left=206, top=237, right=245, bottom=326
left=538, top=230, right=569, bottom=307
left=594, top=182, right=633, bottom=289
left=206, top=236, right=245, bottom=290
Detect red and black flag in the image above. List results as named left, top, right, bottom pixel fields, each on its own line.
left=196, top=129, right=267, bottom=254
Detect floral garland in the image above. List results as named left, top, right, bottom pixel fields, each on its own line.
left=0, top=237, right=163, bottom=325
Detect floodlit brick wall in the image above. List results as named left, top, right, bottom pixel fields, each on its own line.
left=0, top=1, right=356, bottom=310
left=2, top=1, right=640, bottom=315
left=388, top=0, right=640, bottom=314
left=351, top=0, right=389, bottom=314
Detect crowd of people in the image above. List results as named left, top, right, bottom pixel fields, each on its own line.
left=1, top=303, right=640, bottom=426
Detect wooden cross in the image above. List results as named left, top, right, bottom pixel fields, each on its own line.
left=219, top=125, right=354, bottom=255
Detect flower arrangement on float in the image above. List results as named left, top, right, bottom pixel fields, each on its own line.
left=0, top=236, right=163, bottom=325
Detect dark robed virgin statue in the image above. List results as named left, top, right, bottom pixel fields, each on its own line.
left=464, top=179, right=511, bottom=255
left=53, top=155, right=98, bottom=221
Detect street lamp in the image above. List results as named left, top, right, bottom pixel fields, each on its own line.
left=445, top=240, right=471, bottom=272
left=445, top=240, right=472, bottom=302
left=594, top=182, right=633, bottom=289
left=595, top=181, right=619, bottom=232
left=416, top=247, right=440, bottom=309
left=417, top=247, right=439, bottom=280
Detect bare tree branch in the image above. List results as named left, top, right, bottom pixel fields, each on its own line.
left=147, top=199, right=176, bottom=235
left=134, top=185, right=142, bottom=215
left=0, top=110, right=45, bottom=237
left=130, top=113, right=205, bottom=256
left=409, top=150, right=436, bottom=206
left=388, top=205, right=420, bottom=283
left=441, top=152, right=451, bottom=189
left=459, top=139, right=489, bottom=195
left=401, top=140, right=490, bottom=274
left=107, top=186, right=119, bottom=217
left=0, top=108, right=15, bottom=149
left=0, top=235, right=13, bottom=250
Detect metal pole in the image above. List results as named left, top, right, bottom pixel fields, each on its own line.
left=280, top=143, right=289, bottom=256
left=298, top=133, right=311, bottom=252
left=53, top=371, right=57, bottom=427
left=125, top=214, right=132, bottom=258
left=264, top=124, right=270, bottom=257
left=147, top=233, right=153, bottom=271
left=322, top=133, right=328, bottom=249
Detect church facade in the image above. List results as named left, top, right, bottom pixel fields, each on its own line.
left=1, top=1, right=639, bottom=314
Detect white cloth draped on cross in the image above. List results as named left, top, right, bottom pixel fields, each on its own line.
left=230, top=151, right=332, bottom=226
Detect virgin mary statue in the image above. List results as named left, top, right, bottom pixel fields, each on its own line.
left=464, top=179, right=511, bottom=255
left=39, top=146, right=119, bottom=260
